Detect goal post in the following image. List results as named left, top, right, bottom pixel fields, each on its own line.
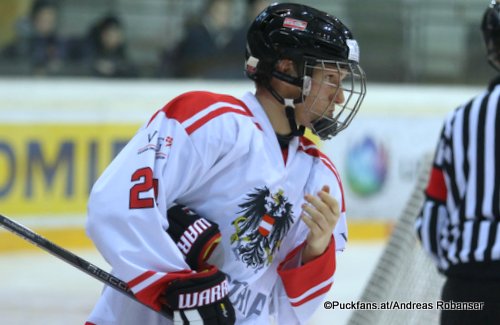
left=347, top=152, right=445, bottom=325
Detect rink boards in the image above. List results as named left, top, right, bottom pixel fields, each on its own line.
left=0, top=78, right=484, bottom=252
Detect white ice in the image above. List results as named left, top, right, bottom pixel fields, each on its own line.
left=0, top=241, right=384, bottom=325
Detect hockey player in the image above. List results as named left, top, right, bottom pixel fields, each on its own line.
left=85, top=3, right=366, bottom=325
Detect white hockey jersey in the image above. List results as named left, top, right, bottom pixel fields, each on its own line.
left=85, top=91, right=348, bottom=325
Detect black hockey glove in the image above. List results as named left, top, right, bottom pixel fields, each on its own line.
left=167, top=204, right=221, bottom=270
left=161, top=265, right=236, bottom=325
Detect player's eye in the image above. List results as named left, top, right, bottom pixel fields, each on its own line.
left=323, top=73, right=340, bottom=86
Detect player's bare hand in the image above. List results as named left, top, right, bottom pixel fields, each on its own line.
left=301, top=185, right=340, bottom=264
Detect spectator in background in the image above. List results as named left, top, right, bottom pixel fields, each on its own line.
left=160, top=0, right=238, bottom=79
left=2, top=0, right=66, bottom=76
left=84, top=14, right=138, bottom=78
left=223, top=0, right=271, bottom=77
left=226, top=0, right=272, bottom=54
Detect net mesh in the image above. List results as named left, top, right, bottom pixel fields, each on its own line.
left=348, top=153, right=445, bottom=325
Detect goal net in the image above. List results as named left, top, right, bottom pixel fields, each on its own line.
left=347, top=153, right=445, bottom=325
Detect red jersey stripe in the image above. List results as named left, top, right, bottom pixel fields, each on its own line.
left=147, top=91, right=262, bottom=132
left=290, top=283, right=332, bottom=307
left=185, top=107, right=251, bottom=135
left=164, top=91, right=251, bottom=122
left=298, top=138, right=346, bottom=212
left=127, top=270, right=192, bottom=311
left=128, top=270, right=156, bottom=288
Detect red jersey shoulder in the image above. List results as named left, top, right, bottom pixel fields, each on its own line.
left=148, top=91, right=260, bottom=135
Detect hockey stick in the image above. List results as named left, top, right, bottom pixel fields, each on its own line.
left=0, top=214, right=171, bottom=320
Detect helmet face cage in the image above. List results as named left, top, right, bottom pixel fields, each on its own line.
left=246, top=3, right=367, bottom=139
left=301, top=58, right=366, bottom=140
left=482, top=0, right=500, bottom=71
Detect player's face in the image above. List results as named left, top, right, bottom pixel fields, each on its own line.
left=295, top=62, right=347, bottom=129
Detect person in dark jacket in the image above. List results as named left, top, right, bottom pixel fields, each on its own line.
left=2, top=0, right=66, bottom=76
left=84, top=14, right=138, bottom=78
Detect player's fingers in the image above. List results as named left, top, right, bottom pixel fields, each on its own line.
left=317, top=192, right=340, bottom=226
left=305, top=192, right=338, bottom=229
left=318, top=190, right=339, bottom=214
left=302, top=202, right=329, bottom=232
left=304, top=194, right=329, bottom=217
left=300, top=213, right=317, bottom=231
left=301, top=213, right=319, bottom=233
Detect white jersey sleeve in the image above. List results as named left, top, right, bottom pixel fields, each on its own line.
left=86, top=91, right=244, bottom=310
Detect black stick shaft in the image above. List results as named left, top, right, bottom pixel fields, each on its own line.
left=0, top=214, right=171, bottom=319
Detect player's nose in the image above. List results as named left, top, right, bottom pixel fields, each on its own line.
left=330, top=86, right=345, bottom=104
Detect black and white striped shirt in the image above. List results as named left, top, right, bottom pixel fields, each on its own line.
left=416, top=77, right=500, bottom=277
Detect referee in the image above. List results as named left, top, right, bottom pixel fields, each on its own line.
left=415, top=1, right=500, bottom=324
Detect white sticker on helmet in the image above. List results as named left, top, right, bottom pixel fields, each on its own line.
left=246, top=56, right=259, bottom=74
left=347, top=39, right=360, bottom=63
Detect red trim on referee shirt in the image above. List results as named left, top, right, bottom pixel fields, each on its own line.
left=425, top=167, right=447, bottom=202
left=278, top=237, right=336, bottom=307
left=298, top=137, right=346, bottom=212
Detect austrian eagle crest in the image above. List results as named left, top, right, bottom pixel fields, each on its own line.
left=230, top=187, right=294, bottom=270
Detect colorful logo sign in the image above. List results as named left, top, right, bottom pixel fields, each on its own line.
left=346, top=136, right=389, bottom=197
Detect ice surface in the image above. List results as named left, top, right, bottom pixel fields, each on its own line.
left=0, top=242, right=384, bottom=325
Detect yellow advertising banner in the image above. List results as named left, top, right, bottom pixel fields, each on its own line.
left=0, top=124, right=139, bottom=216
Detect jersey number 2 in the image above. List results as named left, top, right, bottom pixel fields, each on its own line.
left=129, top=167, right=158, bottom=209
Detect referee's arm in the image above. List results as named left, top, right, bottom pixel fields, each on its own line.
left=415, top=126, right=450, bottom=268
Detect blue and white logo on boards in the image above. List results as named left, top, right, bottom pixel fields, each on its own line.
left=346, top=136, right=389, bottom=197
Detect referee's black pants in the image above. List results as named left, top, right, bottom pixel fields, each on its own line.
left=440, top=276, right=500, bottom=325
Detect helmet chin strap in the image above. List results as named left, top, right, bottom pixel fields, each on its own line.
left=275, top=104, right=304, bottom=148
left=265, top=70, right=307, bottom=139
left=284, top=99, right=306, bottom=137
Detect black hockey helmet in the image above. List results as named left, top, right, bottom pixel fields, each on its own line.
left=482, top=0, right=500, bottom=71
left=244, top=3, right=366, bottom=140
left=245, top=2, right=359, bottom=84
